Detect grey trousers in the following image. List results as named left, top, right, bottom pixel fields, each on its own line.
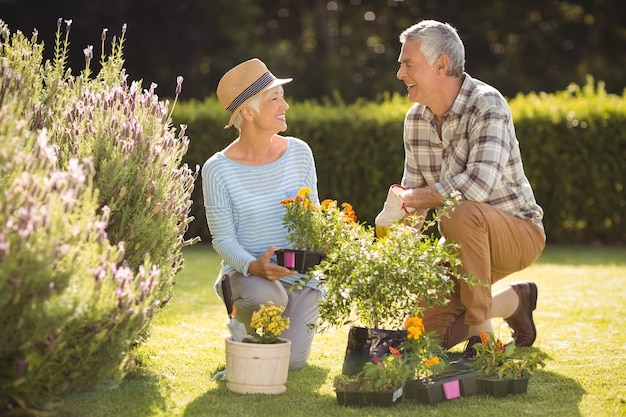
left=228, top=272, right=321, bottom=370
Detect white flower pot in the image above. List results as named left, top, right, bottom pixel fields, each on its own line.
left=225, top=337, right=291, bottom=394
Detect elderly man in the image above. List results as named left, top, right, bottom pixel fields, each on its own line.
left=383, top=20, right=546, bottom=368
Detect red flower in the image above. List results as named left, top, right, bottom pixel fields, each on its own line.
left=389, top=346, right=401, bottom=358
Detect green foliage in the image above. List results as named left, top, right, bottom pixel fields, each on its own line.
left=510, top=76, right=626, bottom=244
left=175, top=78, right=625, bottom=245
left=315, top=199, right=473, bottom=330
left=280, top=187, right=359, bottom=254
left=334, top=347, right=411, bottom=392
left=470, top=332, right=547, bottom=379
left=0, top=19, right=197, bottom=412
left=7, top=1, right=625, bottom=104
left=400, top=317, right=448, bottom=382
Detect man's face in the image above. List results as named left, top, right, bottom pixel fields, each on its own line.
left=396, top=39, right=439, bottom=104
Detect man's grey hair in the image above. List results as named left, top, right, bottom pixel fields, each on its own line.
left=399, top=20, right=465, bottom=78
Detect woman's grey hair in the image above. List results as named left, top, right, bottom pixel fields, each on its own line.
left=399, top=20, right=465, bottom=78
left=232, top=86, right=281, bottom=130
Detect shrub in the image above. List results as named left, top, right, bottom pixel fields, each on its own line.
left=510, top=77, right=626, bottom=244
left=0, top=19, right=198, bottom=412
left=175, top=82, right=626, bottom=244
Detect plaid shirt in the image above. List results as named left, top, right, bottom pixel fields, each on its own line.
left=401, top=74, right=544, bottom=229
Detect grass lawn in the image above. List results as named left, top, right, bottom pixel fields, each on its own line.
left=59, top=244, right=626, bottom=417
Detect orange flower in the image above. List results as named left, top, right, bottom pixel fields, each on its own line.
left=341, top=202, right=357, bottom=223
left=479, top=331, right=489, bottom=345
left=280, top=197, right=295, bottom=206
left=424, top=357, right=440, bottom=367
left=404, top=316, right=425, bottom=340
left=320, top=199, right=334, bottom=210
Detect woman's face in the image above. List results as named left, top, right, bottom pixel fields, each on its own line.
left=253, top=86, right=289, bottom=132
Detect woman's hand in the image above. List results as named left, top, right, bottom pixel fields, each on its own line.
left=248, top=247, right=296, bottom=281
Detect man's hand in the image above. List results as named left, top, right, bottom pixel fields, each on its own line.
left=248, top=247, right=296, bottom=281
left=399, top=186, right=443, bottom=210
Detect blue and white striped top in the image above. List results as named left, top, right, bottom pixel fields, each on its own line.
left=202, top=136, right=319, bottom=290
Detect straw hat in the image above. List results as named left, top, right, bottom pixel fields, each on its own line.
left=217, top=58, right=293, bottom=128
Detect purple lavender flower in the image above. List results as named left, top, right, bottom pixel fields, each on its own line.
left=175, top=76, right=183, bottom=95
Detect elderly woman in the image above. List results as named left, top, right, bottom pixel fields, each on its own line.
left=202, top=58, right=321, bottom=370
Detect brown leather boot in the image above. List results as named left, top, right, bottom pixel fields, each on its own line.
left=505, top=282, right=538, bottom=347
left=449, top=335, right=482, bottom=370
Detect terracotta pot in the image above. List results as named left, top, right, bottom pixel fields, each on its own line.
left=225, top=337, right=291, bottom=394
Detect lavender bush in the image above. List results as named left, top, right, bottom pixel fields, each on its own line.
left=0, top=20, right=198, bottom=412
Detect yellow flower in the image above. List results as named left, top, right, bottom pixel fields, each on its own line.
left=297, top=187, right=311, bottom=198
left=250, top=301, right=290, bottom=343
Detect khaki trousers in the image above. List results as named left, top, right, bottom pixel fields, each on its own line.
left=422, top=201, right=546, bottom=349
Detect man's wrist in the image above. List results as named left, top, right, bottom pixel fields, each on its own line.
left=402, top=187, right=443, bottom=210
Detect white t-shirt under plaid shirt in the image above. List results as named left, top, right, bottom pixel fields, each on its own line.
left=401, top=74, right=544, bottom=229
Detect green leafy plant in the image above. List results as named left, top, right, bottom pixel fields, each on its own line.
left=471, top=332, right=547, bottom=379
left=0, top=18, right=197, bottom=412
left=315, top=193, right=477, bottom=329
left=334, top=346, right=411, bottom=392
left=244, top=302, right=290, bottom=344
left=280, top=187, right=360, bottom=254
left=400, top=316, right=447, bottom=382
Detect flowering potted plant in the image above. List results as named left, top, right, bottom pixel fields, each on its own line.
left=401, top=316, right=448, bottom=382
left=470, top=331, right=547, bottom=397
left=225, top=302, right=292, bottom=394
left=402, top=316, right=478, bottom=404
left=333, top=346, right=410, bottom=407
left=315, top=194, right=470, bottom=330
left=277, top=187, right=360, bottom=273
left=310, top=193, right=479, bottom=377
left=243, top=301, right=290, bottom=344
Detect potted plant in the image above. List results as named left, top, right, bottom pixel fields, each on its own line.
left=470, top=331, right=547, bottom=397
left=313, top=194, right=478, bottom=374
left=334, top=346, right=410, bottom=407
left=401, top=316, right=478, bottom=404
left=277, top=187, right=360, bottom=273
left=225, top=302, right=292, bottom=394
left=315, top=194, right=470, bottom=329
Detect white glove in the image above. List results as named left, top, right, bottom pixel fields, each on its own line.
left=374, top=184, right=415, bottom=227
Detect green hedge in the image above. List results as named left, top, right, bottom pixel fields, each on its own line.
left=174, top=78, right=626, bottom=245
left=509, top=78, right=626, bottom=244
